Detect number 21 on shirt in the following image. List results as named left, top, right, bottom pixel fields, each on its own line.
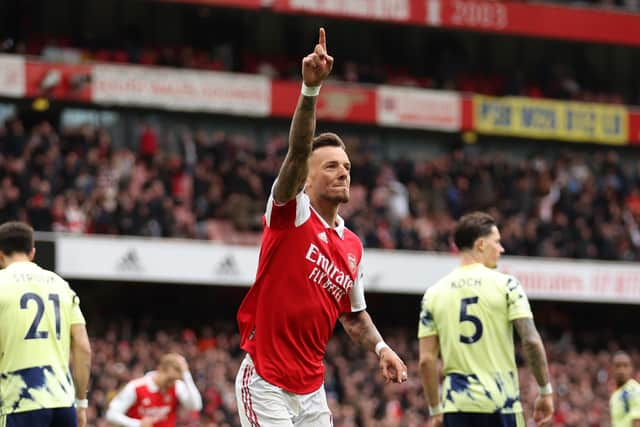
left=20, top=292, right=61, bottom=340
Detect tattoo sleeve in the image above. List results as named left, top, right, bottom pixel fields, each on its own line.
left=273, top=95, right=317, bottom=203
left=513, top=317, right=550, bottom=387
left=338, top=311, right=383, bottom=353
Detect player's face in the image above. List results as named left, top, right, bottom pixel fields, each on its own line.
left=306, top=146, right=351, bottom=204
left=613, top=354, right=633, bottom=386
left=480, top=226, right=504, bottom=268
left=161, top=365, right=183, bottom=388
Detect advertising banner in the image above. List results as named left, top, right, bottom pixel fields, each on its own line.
left=56, top=235, right=640, bottom=304
left=377, top=86, right=461, bottom=131
left=428, top=0, right=640, bottom=47
left=92, top=64, right=271, bottom=116
left=474, top=96, right=628, bottom=145
left=155, top=0, right=265, bottom=8
left=628, top=109, right=640, bottom=145
left=271, top=80, right=377, bottom=124
left=0, top=54, right=25, bottom=98
left=25, top=61, right=92, bottom=101
left=273, top=0, right=426, bottom=24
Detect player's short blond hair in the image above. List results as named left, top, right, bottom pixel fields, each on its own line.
left=312, top=132, right=346, bottom=151
left=158, top=353, right=182, bottom=371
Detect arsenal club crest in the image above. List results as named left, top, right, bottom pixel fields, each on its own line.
left=347, top=253, right=357, bottom=274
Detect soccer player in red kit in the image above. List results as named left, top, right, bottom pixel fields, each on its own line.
left=106, top=353, right=202, bottom=427
left=235, top=28, right=408, bottom=426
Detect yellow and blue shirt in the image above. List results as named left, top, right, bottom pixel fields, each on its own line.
left=418, top=263, right=532, bottom=414
left=611, top=379, right=640, bottom=427
left=0, top=262, right=85, bottom=414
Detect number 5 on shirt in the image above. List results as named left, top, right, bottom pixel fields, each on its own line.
left=459, top=296, right=483, bottom=344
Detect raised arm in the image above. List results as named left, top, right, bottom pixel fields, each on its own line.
left=339, top=310, right=407, bottom=384
left=513, top=317, right=554, bottom=426
left=273, top=27, right=334, bottom=203
left=175, top=355, right=203, bottom=411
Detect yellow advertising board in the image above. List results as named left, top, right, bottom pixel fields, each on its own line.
left=474, top=96, right=628, bottom=145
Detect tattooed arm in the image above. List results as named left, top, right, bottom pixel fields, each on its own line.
left=273, top=28, right=334, bottom=203
left=339, top=311, right=408, bottom=383
left=513, top=317, right=554, bottom=426
left=273, top=96, right=316, bottom=203
left=513, top=317, right=550, bottom=387
left=339, top=310, right=383, bottom=352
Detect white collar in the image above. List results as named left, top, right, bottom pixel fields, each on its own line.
left=145, top=371, right=160, bottom=392
left=311, top=206, right=345, bottom=239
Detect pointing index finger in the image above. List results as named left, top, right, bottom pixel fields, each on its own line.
left=319, top=27, right=327, bottom=54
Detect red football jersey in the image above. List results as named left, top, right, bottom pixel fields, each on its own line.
left=237, top=189, right=366, bottom=394
left=125, top=376, right=178, bottom=427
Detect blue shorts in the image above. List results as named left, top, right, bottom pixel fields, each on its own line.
left=444, top=412, right=525, bottom=427
left=0, top=407, right=77, bottom=427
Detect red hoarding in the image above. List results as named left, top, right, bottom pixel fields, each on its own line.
left=154, top=0, right=264, bottom=9
left=273, top=0, right=427, bottom=24
left=25, top=61, right=92, bottom=102
left=628, top=110, right=640, bottom=145
left=272, top=80, right=377, bottom=124
left=165, top=0, right=640, bottom=47
left=432, top=0, right=640, bottom=47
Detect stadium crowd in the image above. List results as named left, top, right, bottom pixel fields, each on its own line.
left=85, top=316, right=627, bottom=427
left=8, top=37, right=623, bottom=106
left=1, top=116, right=639, bottom=261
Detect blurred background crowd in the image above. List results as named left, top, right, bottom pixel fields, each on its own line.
left=81, top=295, right=636, bottom=427
left=2, top=117, right=639, bottom=260
left=2, top=0, right=640, bottom=425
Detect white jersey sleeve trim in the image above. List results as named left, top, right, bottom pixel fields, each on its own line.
left=175, top=371, right=203, bottom=411
left=105, top=382, right=141, bottom=427
left=265, top=180, right=311, bottom=228
left=349, top=257, right=367, bottom=312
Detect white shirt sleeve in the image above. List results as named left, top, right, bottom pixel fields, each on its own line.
left=265, top=179, right=311, bottom=228
left=349, top=257, right=367, bottom=312
left=175, top=372, right=203, bottom=411
left=105, top=382, right=140, bottom=427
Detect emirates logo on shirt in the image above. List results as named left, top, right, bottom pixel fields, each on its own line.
left=347, top=254, right=357, bottom=274
left=139, top=406, right=171, bottom=420
left=305, top=243, right=354, bottom=302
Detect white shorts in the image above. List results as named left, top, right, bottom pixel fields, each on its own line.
left=235, top=354, right=332, bottom=427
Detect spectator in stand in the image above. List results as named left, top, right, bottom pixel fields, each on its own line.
left=609, top=351, right=640, bottom=427
left=2, top=116, right=640, bottom=262
left=106, top=353, right=202, bottom=427
left=139, top=124, right=158, bottom=167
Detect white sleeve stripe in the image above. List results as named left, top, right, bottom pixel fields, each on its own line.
left=265, top=181, right=311, bottom=228
left=294, top=191, right=311, bottom=227
left=176, top=373, right=203, bottom=411
left=350, top=260, right=366, bottom=312
left=265, top=194, right=274, bottom=227
left=105, top=383, right=140, bottom=427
